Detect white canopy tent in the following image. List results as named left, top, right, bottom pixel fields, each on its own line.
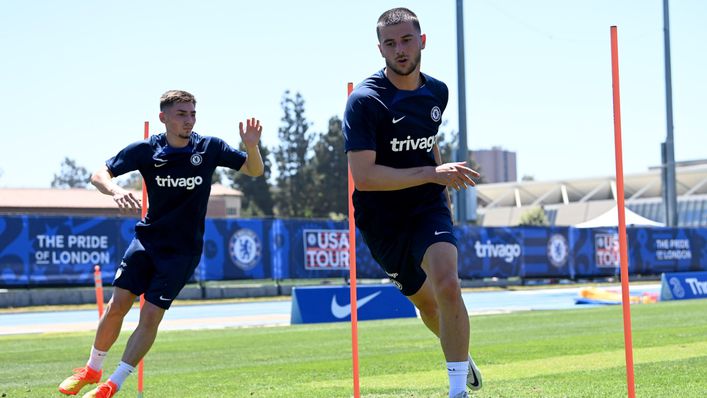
left=575, top=206, right=665, bottom=228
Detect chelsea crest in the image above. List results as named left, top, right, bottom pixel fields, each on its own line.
left=229, top=228, right=261, bottom=271
left=547, top=233, right=569, bottom=268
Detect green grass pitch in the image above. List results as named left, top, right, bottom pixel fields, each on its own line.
left=1, top=299, right=706, bottom=397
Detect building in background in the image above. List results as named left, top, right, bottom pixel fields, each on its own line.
left=475, top=160, right=707, bottom=227
left=470, top=146, right=517, bottom=183
left=0, top=184, right=243, bottom=218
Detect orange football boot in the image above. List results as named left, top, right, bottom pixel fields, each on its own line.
left=59, top=366, right=102, bottom=395
left=81, top=380, right=118, bottom=398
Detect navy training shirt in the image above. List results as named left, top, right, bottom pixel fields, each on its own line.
left=343, top=69, right=448, bottom=231
left=106, top=132, right=247, bottom=255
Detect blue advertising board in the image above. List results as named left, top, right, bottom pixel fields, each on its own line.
left=290, top=284, right=417, bottom=324
left=201, top=218, right=272, bottom=281
left=519, top=226, right=573, bottom=279
left=569, top=227, right=622, bottom=278
left=660, top=271, right=707, bottom=301
left=628, top=228, right=707, bottom=274
left=0, top=216, right=129, bottom=286
left=456, top=227, right=523, bottom=278
left=1, top=215, right=706, bottom=286
left=0, top=216, right=28, bottom=285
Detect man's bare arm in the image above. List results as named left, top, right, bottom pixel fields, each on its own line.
left=348, top=150, right=478, bottom=192
left=240, top=144, right=264, bottom=177
left=90, top=166, right=141, bottom=214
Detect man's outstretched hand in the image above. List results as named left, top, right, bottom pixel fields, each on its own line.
left=239, top=117, right=262, bottom=148
left=433, top=161, right=480, bottom=191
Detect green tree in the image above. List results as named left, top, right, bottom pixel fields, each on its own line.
left=519, top=207, right=549, bottom=226
left=117, top=171, right=143, bottom=190
left=224, top=145, right=275, bottom=216
left=211, top=168, right=224, bottom=185
left=273, top=91, right=316, bottom=217
left=437, top=123, right=457, bottom=164
left=310, top=116, right=347, bottom=218
left=51, top=157, right=90, bottom=188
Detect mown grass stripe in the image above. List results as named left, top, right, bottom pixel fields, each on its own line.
left=306, top=340, right=707, bottom=390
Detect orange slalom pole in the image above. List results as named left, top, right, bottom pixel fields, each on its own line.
left=346, top=82, right=360, bottom=398
left=93, top=265, right=104, bottom=319
left=610, top=26, right=636, bottom=398
left=137, top=121, right=149, bottom=397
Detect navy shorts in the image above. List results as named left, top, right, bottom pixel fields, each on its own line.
left=113, top=238, right=200, bottom=309
left=358, top=206, right=457, bottom=296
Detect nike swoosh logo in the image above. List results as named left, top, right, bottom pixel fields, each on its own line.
left=159, top=295, right=172, bottom=301
left=468, top=369, right=480, bottom=387
left=467, top=357, right=482, bottom=389
left=434, top=231, right=451, bottom=236
left=392, top=116, right=405, bottom=124
left=330, top=291, right=382, bottom=319
left=154, top=162, right=167, bottom=168
left=469, top=374, right=480, bottom=387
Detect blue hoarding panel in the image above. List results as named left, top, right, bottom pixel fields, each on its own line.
left=284, top=219, right=348, bottom=279
left=570, top=227, right=623, bottom=278
left=278, top=220, right=385, bottom=280
left=202, top=218, right=271, bottom=281
left=1, top=214, right=706, bottom=287
left=628, top=228, right=707, bottom=274
left=520, top=226, right=574, bottom=279
left=456, top=226, right=523, bottom=278
left=290, top=284, right=417, bottom=324
left=0, top=216, right=30, bottom=286
left=660, top=271, right=707, bottom=301
left=27, top=216, right=125, bottom=285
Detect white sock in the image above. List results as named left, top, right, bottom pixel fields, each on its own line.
left=107, top=361, right=136, bottom=390
left=447, top=360, right=469, bottom=397
left=86, top=346, right=108, bottom=371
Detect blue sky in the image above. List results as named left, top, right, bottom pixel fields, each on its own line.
left=1, top=0, right=704, bottom=188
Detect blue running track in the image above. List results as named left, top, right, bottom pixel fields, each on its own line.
left=0, top=284, right=660, bottom=335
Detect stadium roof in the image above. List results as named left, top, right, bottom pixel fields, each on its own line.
left=476, top=163, right=707, bottom=209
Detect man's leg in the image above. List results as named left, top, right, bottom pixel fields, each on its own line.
left=82, top=300, right=166, bottom=397
left=59, top=287, right=136, bottom=395
left=408, top=280, right=440, bottom=337
left=419, top=242, right=469, bottom=362
left=94, top=287, right=138, bottom=351
left=88, top=250, right=196, bottom=397
left=120, top=300, right=166, bottom=366
left=414, top=242, right=481, bottom=396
